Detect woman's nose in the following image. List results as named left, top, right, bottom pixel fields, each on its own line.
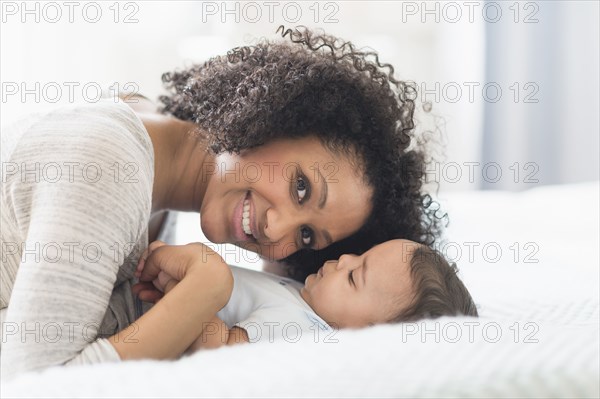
left=263, top=207, right=298, bottom=245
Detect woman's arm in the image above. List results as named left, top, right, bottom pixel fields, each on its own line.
left=129, top=241, right=248, bottom=357
left=1, top=100, right=155, bottom=378
left=110, top=243, right=234, bottom=360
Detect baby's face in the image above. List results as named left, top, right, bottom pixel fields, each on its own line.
left=300, top=239, right=419, bottom=328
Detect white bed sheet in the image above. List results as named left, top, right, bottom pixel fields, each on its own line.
left=2, top=182, right=599, bottom=398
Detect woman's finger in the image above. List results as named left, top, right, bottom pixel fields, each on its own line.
left=137, top=289, right=164, bottom=303
left=133, top=281, right=165, bottom=303
left=132, top=281, right=155, bottom=296
left=148, top=240, right=167, bottom=251
left=136, top=240, right=168, bottom=276
left=153, top=270, right=179, bottom=295
left=136, top=240, right=169, bottom=279
left=156, top=270, right=172, bottom=290
left=139, top=245, right=178, bottom=282
left=163, top=278, right=178, bottom=295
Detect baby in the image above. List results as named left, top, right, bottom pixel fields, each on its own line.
left=134, top=239, right=478, bottom=353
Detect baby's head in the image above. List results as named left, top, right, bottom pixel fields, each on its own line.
left=300, top=239, right=478, bottom=328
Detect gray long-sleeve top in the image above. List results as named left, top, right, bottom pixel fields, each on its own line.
left=1, top=98, right=156, bottom=378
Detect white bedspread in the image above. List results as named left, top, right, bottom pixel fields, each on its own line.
left=3, top=182, right=599, bottom=398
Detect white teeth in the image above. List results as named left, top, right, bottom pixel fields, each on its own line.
left=242, top=199, right=252, bottom=236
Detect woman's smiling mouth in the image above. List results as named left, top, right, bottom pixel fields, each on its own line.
left=232, top=191, right=256, bottom=242
left=239, top=191, right=258, bottom=241
left=242, top=197, right=252, bottom=236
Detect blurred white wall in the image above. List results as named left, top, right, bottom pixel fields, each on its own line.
left=1, top=0, right=485, bottom=193
left=3, top=2, right=597, bottom=193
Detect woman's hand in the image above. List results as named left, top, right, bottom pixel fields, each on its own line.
left=133, top=241, right=230, bottom=303
left=133, top=240, right=176, bottom=303
left=111, top=241, right=233, bottom=360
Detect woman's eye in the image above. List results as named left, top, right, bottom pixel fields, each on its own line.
left=300, top=226, right=313, bottom=247
left=296, top=176, right=308, bottom=203
left=348, top=270, right=355, bottom=287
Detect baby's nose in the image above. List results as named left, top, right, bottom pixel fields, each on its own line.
left=336, top=254, right=359, bottom=270
left=322, top=260, right=338, bottom=274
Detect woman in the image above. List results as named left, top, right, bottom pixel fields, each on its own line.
left=0, top=27, right=441, bottom=377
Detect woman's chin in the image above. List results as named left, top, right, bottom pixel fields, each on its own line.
left=200, top=225, right=225, bottom=245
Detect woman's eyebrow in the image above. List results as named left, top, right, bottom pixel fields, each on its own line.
left=316, top=168, right=328, bottom=209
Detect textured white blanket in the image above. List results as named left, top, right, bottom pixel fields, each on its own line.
left=3, top=182, right=599, bottom=398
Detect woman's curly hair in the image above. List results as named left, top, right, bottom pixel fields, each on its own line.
left=159, top=26, right=446, bottom=281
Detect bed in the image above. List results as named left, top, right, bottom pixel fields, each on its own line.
left=2, top=182, right=598, bottom=398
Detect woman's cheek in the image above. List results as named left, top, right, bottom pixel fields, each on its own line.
left=200, top=212, right=223, bottom=243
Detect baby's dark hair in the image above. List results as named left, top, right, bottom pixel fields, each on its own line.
left=390, top=245, right=478, bottom=322
left=159, top=26, right=445, bottom=280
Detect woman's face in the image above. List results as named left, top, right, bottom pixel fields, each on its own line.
left=200, top=136, right=373, bottom=260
